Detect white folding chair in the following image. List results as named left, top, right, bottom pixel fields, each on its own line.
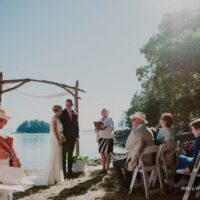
left=148, top=144, right=163, bottom=188
left=0, top=190, right=13, bottom=200
left=0, top=164, right=24, bottom=200
left=129, top=145, right=163, bottom=199
left=160, top=141, right=177, bottom=190
left=180, top=154, right=200, bottom=200
left=0, top=158, right=12, bottom=200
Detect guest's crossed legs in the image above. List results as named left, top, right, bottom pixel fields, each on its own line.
left=113, top=157, right=132, bottom=187
left=175, top=155, right=193, bottom=183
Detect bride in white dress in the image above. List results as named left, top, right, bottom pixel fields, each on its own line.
left=33, top=105, right=65, bottom=185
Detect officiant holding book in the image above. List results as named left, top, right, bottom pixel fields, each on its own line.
left=60, top=99, right=79, bottom=178
left=95, top=108, right=114, bottom=174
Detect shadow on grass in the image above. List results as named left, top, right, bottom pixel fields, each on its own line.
left=14, top=169, right=104, bottom=200
left=65, top=172, right=84, bottom=179
left=100, top=189, right=184, bottom=200
left=14, top=172, right=85, bottom=199
left=50, top=170, right=104, bottom=200
left=14, top=185, right=50, bottom=199
left=98, top=168, right=184, bottom=200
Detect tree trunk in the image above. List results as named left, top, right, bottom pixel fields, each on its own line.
left=0, top=72, right=3, bottom=108
left=74, top=80, right=80, bottom=156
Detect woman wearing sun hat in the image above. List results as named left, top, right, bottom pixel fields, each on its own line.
left=0, top=109, right=21, bottom=167
left=0, top=110, right=21, bottom=200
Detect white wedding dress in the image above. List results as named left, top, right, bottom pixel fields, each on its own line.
left=32, top=116, right=64, bottom=186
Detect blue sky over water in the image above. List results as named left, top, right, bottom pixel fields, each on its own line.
left=0, top=0, right=199, bottom=130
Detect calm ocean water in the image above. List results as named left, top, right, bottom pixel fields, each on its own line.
left=7, top=130, right=126, bottom=169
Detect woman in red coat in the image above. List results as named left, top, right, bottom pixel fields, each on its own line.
left=0, top=109, right=21, bottom=167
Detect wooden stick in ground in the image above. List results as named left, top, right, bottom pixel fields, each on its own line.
left=74, top=80, right=80, bottom=156
left=0, top=72, right=3, bottom=108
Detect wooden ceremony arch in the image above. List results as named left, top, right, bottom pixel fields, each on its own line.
left=0, top=72, right=86, bottom=155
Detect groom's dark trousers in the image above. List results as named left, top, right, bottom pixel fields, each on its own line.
left=60, top=109, right=79, bottom=177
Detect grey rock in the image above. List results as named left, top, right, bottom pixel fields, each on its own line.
left=113, top=129, right=131, bottom=147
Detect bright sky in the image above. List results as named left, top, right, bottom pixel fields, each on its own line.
left=0, top=0, right=199, bottom=131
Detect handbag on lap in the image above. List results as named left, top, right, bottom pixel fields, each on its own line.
left=0, top=136, right=21, bottom=168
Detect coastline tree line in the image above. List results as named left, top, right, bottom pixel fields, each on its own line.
left=125, top=9, right=200, bottom=131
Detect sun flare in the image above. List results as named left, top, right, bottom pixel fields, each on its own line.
left=152, top=0, right=198, bottom=13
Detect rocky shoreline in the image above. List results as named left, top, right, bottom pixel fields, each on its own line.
left=86, top=152, right=128, bottom=167
left=113, top=129, right=130, bottom=146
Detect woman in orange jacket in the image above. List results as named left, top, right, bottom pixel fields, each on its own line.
left=0, top=109, right=21, bottom=167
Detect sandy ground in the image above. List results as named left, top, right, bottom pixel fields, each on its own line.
left=13, top=164, right=196, bottom=200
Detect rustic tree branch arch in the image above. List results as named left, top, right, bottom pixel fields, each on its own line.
left=0, top=72, right=86, bottom=155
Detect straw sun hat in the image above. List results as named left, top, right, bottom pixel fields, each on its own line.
left=129, top=112, right=148, bottom=124
left=0, top=109, right=11, bottom=120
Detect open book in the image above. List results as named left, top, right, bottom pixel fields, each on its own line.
left=94, top=121, right=107, bottom=131
left=93, top=121, right=104, bottom=128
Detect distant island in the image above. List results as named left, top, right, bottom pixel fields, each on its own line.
left=16, top=120, right=50, bottom=133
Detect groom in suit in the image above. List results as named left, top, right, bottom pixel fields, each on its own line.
left=60, top=99, right=79, bottom=178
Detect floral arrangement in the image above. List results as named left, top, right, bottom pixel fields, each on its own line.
left=73, top=155, right=89, bottom=163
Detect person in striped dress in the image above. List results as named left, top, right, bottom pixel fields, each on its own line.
left=96, top=108, right=114, bottom=174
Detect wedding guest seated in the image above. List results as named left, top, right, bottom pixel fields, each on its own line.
left=0, top=109, right=21, bottom=167
left=113, top=112, right=154, bottom=192
left=168, top=118, right=200, bottom=187
left=0, top=109, right=21, bottom=199
left=156, top=113, right=175, bottom=144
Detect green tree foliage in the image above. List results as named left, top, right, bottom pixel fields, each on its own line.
left=125, top=10, right=200, bottom=129
left=16, top=120, right=50, bottom=133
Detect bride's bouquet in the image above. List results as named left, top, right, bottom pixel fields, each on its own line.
left=61, top=134, right=67, bottom=144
